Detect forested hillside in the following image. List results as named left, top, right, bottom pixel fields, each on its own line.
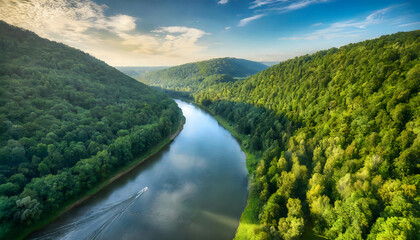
left=153, top=31, right=420, bottom=239
left=140, top=57, right=267, bottom=92
left=0, top=21, right=183, bottom=239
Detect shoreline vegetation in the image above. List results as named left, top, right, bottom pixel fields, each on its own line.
left=218, top=119, right=327, bottom=240
left=182, top=94, right=332, bottom=240
left=20, top=118, right=185, bottom=240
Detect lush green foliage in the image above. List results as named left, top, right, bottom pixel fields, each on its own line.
left=0, top=21, right=182, bottom=238
left=150, top=31, right=420, bottom=239
left=140, top=57, right=267, bottom=92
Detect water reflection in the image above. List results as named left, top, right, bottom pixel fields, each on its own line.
left=30, top=100, right=248, bottom=240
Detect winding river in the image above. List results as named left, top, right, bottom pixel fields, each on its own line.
left=29, top=100, right=249, bottom=240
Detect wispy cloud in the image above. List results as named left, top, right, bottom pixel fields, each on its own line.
left=218, top=0, right=229, bottom=4
left=242, top=0, right=331, bottom=26
left=250, top=0, right=330, bottom=12
left=271, top=0, right=330, bottom=13
left=249, top=0, right=289, bottom=9
left=225, top=26, right=231, bottom=30
left=0, top=0, right=209, bottom=66
left=279, top=6, right=395, bottom=40
left=238, top=14, right=265, bottom=27
left=398, top=22, right=420, bottom=27
left=312, top=22, right=323, bottom=27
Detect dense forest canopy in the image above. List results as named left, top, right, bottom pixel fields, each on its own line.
left=0, top=21, right=182, bottom=239
left=140, top=57, right=268, bottom=92
left=147, top=30, right=420, bottom=239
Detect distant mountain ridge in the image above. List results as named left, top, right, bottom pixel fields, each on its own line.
left=259, top=61, right=279, bottom=66
left=117, top=66, right=169, bottom=79
left=140, top=57, right=268, bottom=92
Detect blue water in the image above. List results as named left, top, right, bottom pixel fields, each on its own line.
left=30, top=100, right=249, bottom=240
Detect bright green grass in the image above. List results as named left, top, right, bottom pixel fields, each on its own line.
left=234, top=190, right=262, bottom=240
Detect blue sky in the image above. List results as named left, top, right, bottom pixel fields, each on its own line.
left=1, top=0, right=419, bottom=66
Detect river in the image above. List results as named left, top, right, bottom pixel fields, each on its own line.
left=29, top=100, right=249, bottom=240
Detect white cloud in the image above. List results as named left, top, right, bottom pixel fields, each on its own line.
left=250, top=0, right=288, bottom=9
left=250, top=0, right=330, bottom=12
left=398, top=22, right=420, bottom=27
left=218, top=0, right=229, bottom=4
left=243, top=0, right=330, bottom=26
left=225, top=26, right=231, bottom=30
left=238, top=14, right=265, bottom=27
left=364, top=7, right=392, bottom=26
left=117, top=33, right=160, bottom=54
left=108, top=15, right=137, bottom=32
left=0, top=0, right=209, bottom=66
left=312, top=22, right=323, bottom=27
left=153, top=26, right=209, bottom=57
left=279, top=6, right=395, bottom=40
left=276, top=0, right=320, bottom=12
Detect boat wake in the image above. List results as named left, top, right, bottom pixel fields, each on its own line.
left=31, top=187, right=149, bottom=240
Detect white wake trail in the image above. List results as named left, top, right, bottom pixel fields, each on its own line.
left=31, top=187, right=148, bottom=240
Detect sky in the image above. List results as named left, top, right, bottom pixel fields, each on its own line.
left=0, top=0, right=419, bottom=66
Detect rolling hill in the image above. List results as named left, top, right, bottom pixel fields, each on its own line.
left=140, top=57, right=268, bottom=92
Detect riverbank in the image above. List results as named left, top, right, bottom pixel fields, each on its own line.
left=161, top=99, right=261, bottom=239
left=192, top=104, right=262, bottom=240
left=208, top=120, right=260, bottom=239
left=21, top=118, right=185, bottom=240
left=166, top=99, right=260, bottom=239
left=191, top=102, right=326, bottom=240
